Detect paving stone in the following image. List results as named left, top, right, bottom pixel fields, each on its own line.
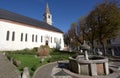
left=0, top=53, right=21, bottom=78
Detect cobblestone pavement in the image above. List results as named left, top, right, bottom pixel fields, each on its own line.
left=33, top=61, right=120, bottom=78
left=0, top=53, right=20, bottom=78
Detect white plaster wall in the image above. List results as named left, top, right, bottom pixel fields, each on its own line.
left=0, top=20, right=64, bottom=51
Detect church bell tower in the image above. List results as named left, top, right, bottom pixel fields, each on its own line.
left=43, top=3, right=52, bottom=25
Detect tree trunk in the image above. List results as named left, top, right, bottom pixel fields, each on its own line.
left=91, top=41, right=95, bottom=55
left=100, top=41, right=105, bottom=56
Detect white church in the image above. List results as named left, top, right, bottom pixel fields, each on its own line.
left=0, top=4, right=64, bottom=51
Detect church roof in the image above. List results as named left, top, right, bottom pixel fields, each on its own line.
left=0, top=9, right=63, bottom=33
left=44, top=3, right=51, bottom=14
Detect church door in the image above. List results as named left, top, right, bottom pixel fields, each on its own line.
left=45, top=40, right=48, bottom=46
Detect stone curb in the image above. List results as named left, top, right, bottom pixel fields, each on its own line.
left=32, top=60, right=69, bottom=78
left=32, top=61, right=57, bottom=78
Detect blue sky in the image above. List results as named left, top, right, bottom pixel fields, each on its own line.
left=0, top=0, right=103, bottom=33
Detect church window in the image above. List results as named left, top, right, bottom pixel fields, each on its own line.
left=54, top=37, right=56, bottom=43
left=36, top=35, right=37, bottom=42
left=6, top=31, right=10, bottom=41
left=60, top=39, right=61, bottom=44
left=25, top=34, right=27, bottom=42
left=48, top=15, right=50, bottom=19
left=32, top=34, right=34, bottom=42
left=51, top=37, right=52, bottom=43
left=21, top=33, right=23, bottom=41
left=12, top=31, right=15, bottom=41
left=41, top=36, right=43, bottom=42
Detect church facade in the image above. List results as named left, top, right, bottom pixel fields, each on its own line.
left=0, top=4, right=64, bottom=51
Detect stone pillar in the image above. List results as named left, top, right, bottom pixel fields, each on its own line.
left=22, top=67, right=30, bottom=78
left=90, top=63, right=97, bottom=76
left=84, top=51, right=89, bottom=60
left=104, top=62, right=109, bottom=75
left=111, top=49, right=115, bottom=56
left=78, top=64, right=81, bottom=74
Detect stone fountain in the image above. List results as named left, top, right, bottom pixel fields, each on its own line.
left=69, top=41, right=109, bottom=76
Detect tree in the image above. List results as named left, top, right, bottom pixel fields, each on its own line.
left=64, top=23, right=80, bottom=50
left=64, top=33, right=70, bottom=46
left=86, top=0, right=120, bottom=55
left=77, top=16, right=98, bottom=54
left=85, top=9, right=101, bottom=54
left=78, top=16, right=87, bottom=41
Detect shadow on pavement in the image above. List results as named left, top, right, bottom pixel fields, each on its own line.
left=57, top=62, right=69, bottom=69
left=117, top=76, right=120, bottom=78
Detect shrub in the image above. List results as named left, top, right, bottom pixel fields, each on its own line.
left=37, top=45, right=50, bottom=56
left=14, top=49, right=36, bottom=55
left=49, top=48, right=56, bottom=54
left=32, top=47, right=38, bottom=52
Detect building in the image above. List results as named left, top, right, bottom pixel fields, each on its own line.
left=0, top=4, right=64, bottom=51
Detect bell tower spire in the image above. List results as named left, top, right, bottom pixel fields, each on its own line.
left=43, top=3, right=52, bottom=25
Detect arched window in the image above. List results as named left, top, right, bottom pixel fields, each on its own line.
left=25, top=34, right=27, bottom=42
left=6, top=31, right=10, bottom=41
left=60, top=38, right=61, bottom=44
left=32, top=34, right=34, bottom=42
left=41, top=36, right=43, bottom=42
left=36, top=35, right=37, bottom=42
left=51, top=37, right=52, bottom=43
left=21, top=33, right=23, bottom=41
left=12, top=31, right=15, bottom=41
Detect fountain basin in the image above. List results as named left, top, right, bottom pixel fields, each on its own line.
left=69, top=56, right=109, bottom=76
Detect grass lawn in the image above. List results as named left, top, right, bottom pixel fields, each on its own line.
left=6, top=50, right=76, bottom=76
left=8, top=53, right=42, bottom=75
